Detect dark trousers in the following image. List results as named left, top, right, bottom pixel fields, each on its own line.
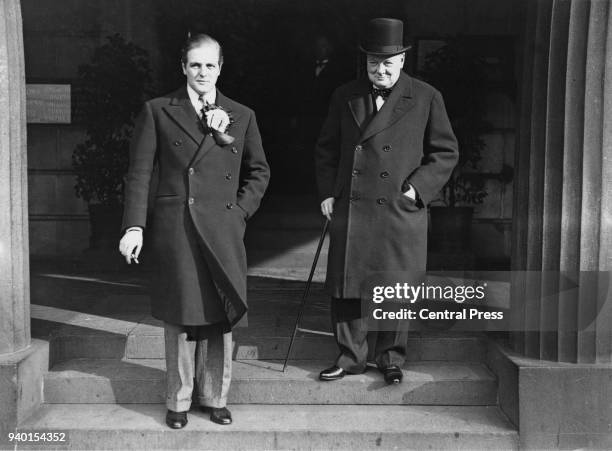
left=331, top=297, right=409, bottom=373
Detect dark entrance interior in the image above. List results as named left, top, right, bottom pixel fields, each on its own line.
left=154, top=0, right=389, bottom=196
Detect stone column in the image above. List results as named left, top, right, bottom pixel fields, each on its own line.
left=491, top=0, right=612, bottom=448
left=0, top=0, right=48, bottom=444
left=511, top=0, right=612, bottom=364
left=0, top=0, right=29, bottom=356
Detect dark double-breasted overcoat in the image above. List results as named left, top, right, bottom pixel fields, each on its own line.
left=315, top=72, right=458, bottom=299
left=122, top=87, right=270, bottom=326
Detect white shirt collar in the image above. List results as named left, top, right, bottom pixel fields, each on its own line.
left=186, top=84, right=216, bottom=110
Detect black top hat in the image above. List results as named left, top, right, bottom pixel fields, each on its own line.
left=359, top=18, right=411, bottom=56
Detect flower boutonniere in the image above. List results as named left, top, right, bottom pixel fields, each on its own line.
left=202, top=103, right=235, bottom=145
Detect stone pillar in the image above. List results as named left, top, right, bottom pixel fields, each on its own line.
left=511, top=0, right=612, bottom=364
left=0, top=0, right=49, bottom=444
left=0, top=0, right=29, bottom=356
left=489, top=0, right=612, bottom=448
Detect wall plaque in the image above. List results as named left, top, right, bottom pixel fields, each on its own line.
left=26, top=84, right=71, bottom=124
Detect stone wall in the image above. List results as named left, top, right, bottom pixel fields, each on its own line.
left=23, top=0, right=160, bottom=255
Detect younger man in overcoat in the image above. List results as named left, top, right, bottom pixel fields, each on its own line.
left=119, top=33, right=269, bottom=427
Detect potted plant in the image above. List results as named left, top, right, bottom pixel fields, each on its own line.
left=418, top=37, right=493, bottom=252
left=72, top=34, right=151, bottom=249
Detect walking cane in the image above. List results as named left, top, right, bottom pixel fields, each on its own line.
left=282, top=218, right=330, bottom=372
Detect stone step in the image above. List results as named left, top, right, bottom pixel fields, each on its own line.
left=43, top=359, right=497, bottom=405
left=33, top=304, right=487, bottom=364
left=245, top=229, right=330, bottom=251
left=247, top=266, right=327, bottom=282
left=17, top=404, right=518, bottom=450
left=247, top=250, right=328, bottom=273
left=49, top=330, right=486, bottom=363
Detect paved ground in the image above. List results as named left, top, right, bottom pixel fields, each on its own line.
left=29, top=253, right=332, bottom=345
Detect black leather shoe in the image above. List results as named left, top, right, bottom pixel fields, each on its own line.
left=382, top=365, right=403, bottom=385
left=319, top=365, right=347, bottom=381
left=207, top=407, right=232, bottom=425
left=165, top=410, right=188, bottom=429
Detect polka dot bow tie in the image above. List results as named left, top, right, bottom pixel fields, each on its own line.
left=372, top=87, right=393, bottom=99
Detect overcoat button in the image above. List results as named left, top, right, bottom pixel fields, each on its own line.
left=352, top=169, right=360, bottom=177
left=225, top=173, right=232, bottom=180
left=226, top=203, right=234, bottom=209
left=231, top=147, right=238, bottom=154
left=188, top=197, right=195, bottom=205
left=380, top=171, right=389, bottom=178
left=355, top=145, right=363, bottom=152
left=383, top=145, right=391, bottom=152
left=377, top=197, right=387, bottom=205
left=174, top=140, right=182, bottom=146
left=188, top=168, right=195, bottom=175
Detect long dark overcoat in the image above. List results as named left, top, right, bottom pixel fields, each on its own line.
left=122, top=87, right=270, bottom=326
left=315, top=72, right=458, bottom=299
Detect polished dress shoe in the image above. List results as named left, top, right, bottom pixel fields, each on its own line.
left=202, top=406, right=232, bottom=425
left=319, top=365, right=347, bottom=381
left=165, top=410, right=188, bottom=429
left=382, top=365, right=403, bottom=385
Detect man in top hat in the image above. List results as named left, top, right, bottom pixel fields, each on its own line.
left=315, top=18, right=458, bottom=383
left=119, top=33, right=269, bottom=428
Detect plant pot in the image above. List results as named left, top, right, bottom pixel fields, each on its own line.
left=88, top=204, right=123, bottom=250
left=429, top=206, right=473, bottom=252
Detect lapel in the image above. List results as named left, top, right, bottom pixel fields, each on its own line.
left=360, top=72, right=417, bottom=143
left=348, top=79, right=375, bottom=132
left=162, top=87, right=206, bottom=146
left=189, top=89, right=234, bottom=167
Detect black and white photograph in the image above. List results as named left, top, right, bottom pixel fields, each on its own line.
left=1, top=0, right=611, bottom=450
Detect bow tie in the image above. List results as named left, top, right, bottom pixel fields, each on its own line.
left=315, top=59, right=329, bottom=67
left=372, top=87, right=392, bottom=99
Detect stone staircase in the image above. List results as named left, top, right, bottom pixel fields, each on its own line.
left=22, top=290, right=517, bottom=449
left=18, top=196, right=518, bottom=449
left=22, top=330, right=516, bottom=448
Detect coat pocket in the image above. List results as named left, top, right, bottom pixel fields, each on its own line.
left=236, top=203, right=248, bottom=222
left=397, top=192, right=422, bottom=212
